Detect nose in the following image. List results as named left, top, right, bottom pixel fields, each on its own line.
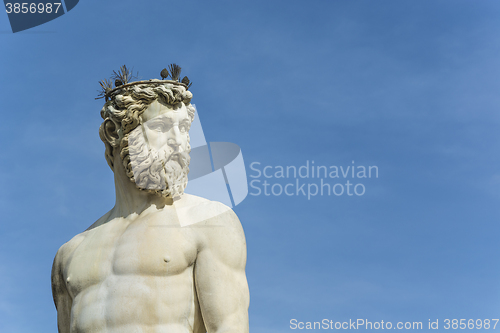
left=167, top=126, right=182, bottom=152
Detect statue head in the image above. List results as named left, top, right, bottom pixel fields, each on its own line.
left=99, top=80, right=195, bottom=198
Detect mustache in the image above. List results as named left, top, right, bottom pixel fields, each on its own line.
left=163, top=151, right=190, bottom=169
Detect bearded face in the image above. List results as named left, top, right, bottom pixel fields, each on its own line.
left=124, top=101, right=192, bottom=198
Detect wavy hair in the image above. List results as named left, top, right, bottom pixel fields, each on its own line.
left=99, top=81, right=195, bottom=175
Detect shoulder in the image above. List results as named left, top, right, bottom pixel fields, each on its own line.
left=51, top=232, right=87, bottom=297
left=52, top=232, right=87, bottom=271
left=174, top=194, right=239, bottom=226
left=54, top=208, right=115, bottom=266
left=179, top=194, right=243, bottom=231
left=179, top=195, right=246, bottom=265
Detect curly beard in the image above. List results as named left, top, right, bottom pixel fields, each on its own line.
left=125, top=125, right=190, bottom=198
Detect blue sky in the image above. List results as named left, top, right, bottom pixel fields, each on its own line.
left=2, top=0, right=500, bottom=332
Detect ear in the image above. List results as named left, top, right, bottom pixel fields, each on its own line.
left=102, top=118, right=120, bottom=147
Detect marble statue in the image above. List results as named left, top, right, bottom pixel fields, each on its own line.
left=51, top=74, right=250, bottom=333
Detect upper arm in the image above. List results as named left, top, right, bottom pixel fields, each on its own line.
left=194, top=207, right=250, bottom=333
left=51, top=246, right=73, bottom=333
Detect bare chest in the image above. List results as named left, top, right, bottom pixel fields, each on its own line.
left=64, top=218, right=198, bottom=298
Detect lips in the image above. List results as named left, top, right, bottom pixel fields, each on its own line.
left=166, top=151, right=190, bottom=169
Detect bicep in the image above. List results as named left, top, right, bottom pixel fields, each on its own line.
left=194, top=212, right=250, bottom=333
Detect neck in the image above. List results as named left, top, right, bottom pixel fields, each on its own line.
left=110, top=154, right=175, bottom=218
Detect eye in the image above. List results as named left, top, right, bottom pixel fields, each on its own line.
left=147, top=122, right=169, bottom=132
left=179, top=121, right=190, bottom=133
left=151, top=125, right=164, bottom=132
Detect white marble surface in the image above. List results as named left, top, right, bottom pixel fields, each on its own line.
left=52, top=84, right=249, bottom=333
